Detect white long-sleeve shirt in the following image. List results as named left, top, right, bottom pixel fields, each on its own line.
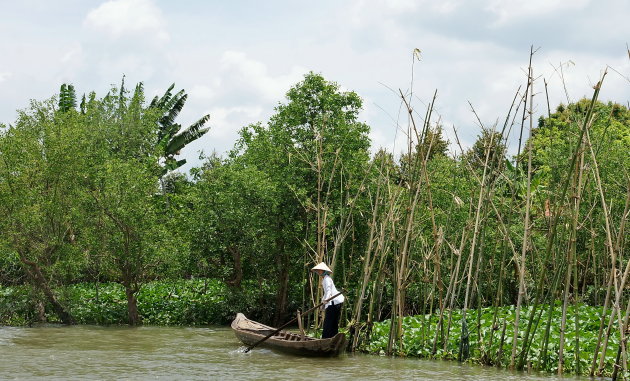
left=322, top=274, right=344, bottom=308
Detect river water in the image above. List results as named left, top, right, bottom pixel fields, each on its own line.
left=0, top=325, right=601, bottom=380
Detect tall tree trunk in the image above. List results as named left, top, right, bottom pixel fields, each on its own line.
left=124, top=285, right=141, bottom=326
left=20, top=255, right=76, bottom=325
left=227, top=246, right=243, bottom=288
left=274, top=236, right=289, bottom=326
left=121, top=260, right=141, bottom=326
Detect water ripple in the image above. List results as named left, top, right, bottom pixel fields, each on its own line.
left=0, top=326, right=603, bottom=380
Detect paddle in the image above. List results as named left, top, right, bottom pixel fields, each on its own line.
left=242, top=291, right=343, bottom=353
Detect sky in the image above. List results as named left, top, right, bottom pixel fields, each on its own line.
left=1, top=0, right=628, bottom=172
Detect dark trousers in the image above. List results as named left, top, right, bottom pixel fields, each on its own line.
left=322, top=302, right=342, bottom=339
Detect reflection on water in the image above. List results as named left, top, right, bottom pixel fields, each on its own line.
left=0, top=325, right=603, bottom=380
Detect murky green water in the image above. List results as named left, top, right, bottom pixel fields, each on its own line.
left=0, top=325, right=602, bottom=380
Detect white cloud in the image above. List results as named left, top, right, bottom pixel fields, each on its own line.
left=61, top=46, right=81, bottom=64
left=178, top=105, right=265, bottom=169
left=432, top=1, right=461, bottom=14
left=84, top=0, right=168, bottom=43
left=1, top=0, right=627, bottom=170
left=0, top=72, right=11, bottom=83
left=208, top=106, right=265, bottom=139
left=220, top=51, right=307, bottom=102
left=167, top=50, right=311, bottom=170
left=537, top=49, right=629, bottom=106
left=486, top=0, right=591, bottom=26
left=95, top=55, right=157, bottom=82
left=349, top=0, right=461, bottom=27
left=56, top=43, right=86, bottom=82
left=189, top=84, right=217, bottom=103
left=350, top=0, right=419, bottom=21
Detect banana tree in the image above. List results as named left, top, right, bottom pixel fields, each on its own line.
left=150, top=84, right=211, bottom=176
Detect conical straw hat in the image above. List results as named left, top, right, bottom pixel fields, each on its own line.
left=311, top=262, right=332, bottom=273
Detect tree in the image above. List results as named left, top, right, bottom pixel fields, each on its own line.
left=84, top=159, right=169, bottom=326
left=0, top=99, right=88, bottom=324
left=529, top=100, right=629, bottom=187
left=227, top=72, right=371, bottom=323
left=56, top=81, right=211, bottom=177
left=268, top=72, right=370, bottom=261
left=399, top=124, right=449, bottom=184
left=149, top=84, right=211, bottom=176
left=80, top=82, right=176, bottom=325
left=464, top=128, right=507, bottom=180
left=224, top=122, right=306, bottom=324
left=58, top=84, right=77, bottom=113
left=191, top=158, right=278, bottom=288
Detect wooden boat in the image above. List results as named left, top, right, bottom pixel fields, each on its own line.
left=231, top=313, right=346, bottom=357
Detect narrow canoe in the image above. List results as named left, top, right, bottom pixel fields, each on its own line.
left=231, top=313, right=346, bottom=357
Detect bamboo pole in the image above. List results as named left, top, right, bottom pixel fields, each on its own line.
left=585, top=117, right=630, bottom=375
left=511, top=53, right=534, bottom=369
left=558, top=132, right=586, bottom=375
left=517, top=70, right=606, bottom=371
left=592, top=270, right=614, bottom=376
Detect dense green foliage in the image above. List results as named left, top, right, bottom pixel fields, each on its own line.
left=364, top=304, right=620, bottom=376
left=0, top=278, right=274, bottom=326
left=0, top=70, right=628, bottom=377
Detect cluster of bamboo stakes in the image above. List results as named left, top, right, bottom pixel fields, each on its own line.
left=305, top=48, right=628, bottom=378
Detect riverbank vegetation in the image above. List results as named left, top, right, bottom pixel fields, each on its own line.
left=365, top=304, right=620, bottom=376
left=0, top=278, right=274, bottom=326
left=1, top=51, right=628, bottom=378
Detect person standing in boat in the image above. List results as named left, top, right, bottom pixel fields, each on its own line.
left=312, top=262, right=345, bottom=339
